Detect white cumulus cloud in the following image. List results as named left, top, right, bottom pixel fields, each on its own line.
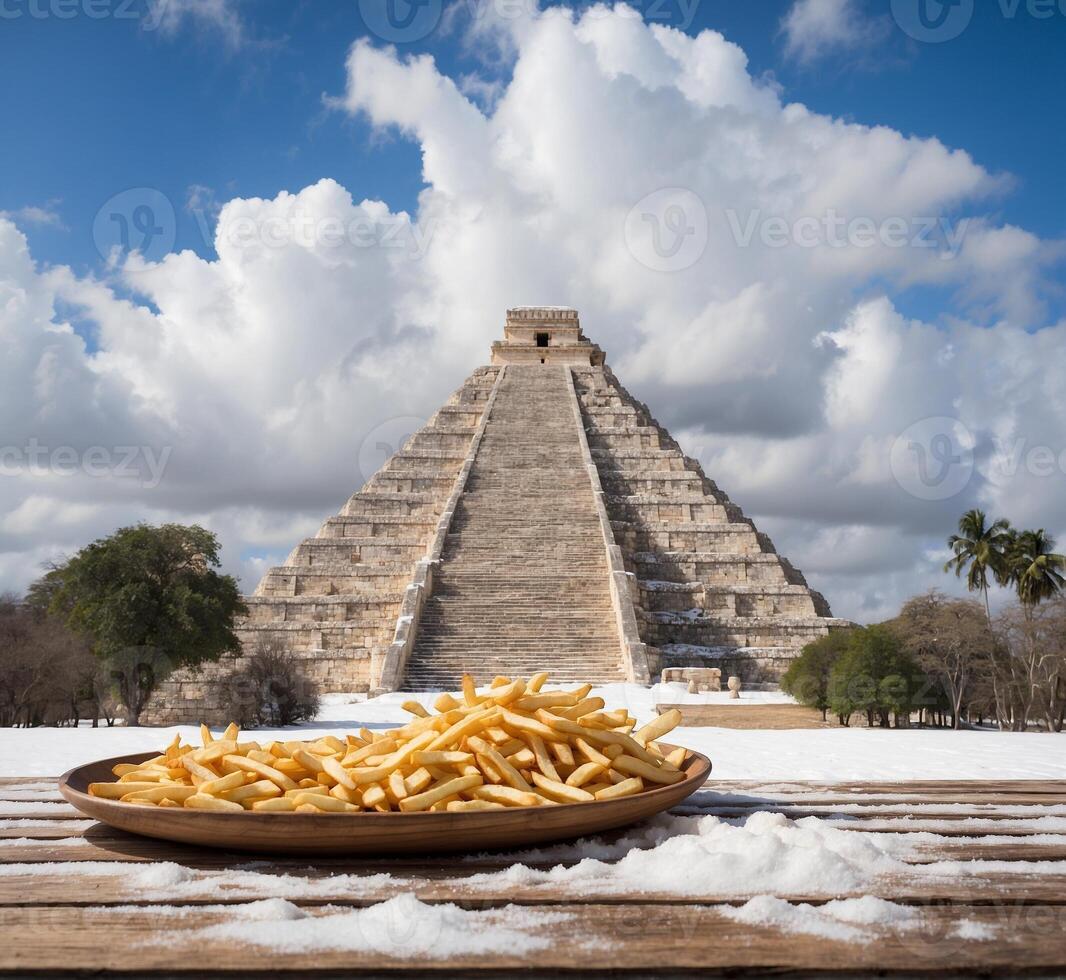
left=2, top=4, right=1064, bottom=622
left=781, top=0, right=887, bottom=64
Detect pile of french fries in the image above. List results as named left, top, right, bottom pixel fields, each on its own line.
left=88, top=673, right=687, bottom=814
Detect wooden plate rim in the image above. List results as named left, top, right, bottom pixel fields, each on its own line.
left=59, top=744, right=711, bottom=826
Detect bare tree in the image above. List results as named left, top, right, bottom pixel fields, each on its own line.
left=892, top=591, right=995, bottom=729
left=0, top=596, right=97, bottom=727
left=996, top=598, right=1066, bottom=732
left=221, top=636, right=320, bottom=729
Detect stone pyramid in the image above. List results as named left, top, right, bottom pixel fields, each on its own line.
left=145, top=309, right=846, bottom=722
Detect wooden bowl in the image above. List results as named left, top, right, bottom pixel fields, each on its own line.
left=59, top=746, right=711, bottom=855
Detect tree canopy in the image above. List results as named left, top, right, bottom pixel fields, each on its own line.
left=944, top=509, right=1012, bottom=622
left=828, top=625, right=928, bottom=728
left=29, top=524, right=247, bottom=723
left=781, top=630, right=852, bottom=721
left=892, top=590, right=995, bottom=729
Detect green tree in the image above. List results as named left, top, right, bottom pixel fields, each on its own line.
left=1004, top=529, right=1066, bottom=616
left=781, top=630, right=851, bottom=721
left=29, top=524, right=247, bottom=725
left=944, top=510, right=1012, bottom=624
left=829, top=626, right=927, bottom=728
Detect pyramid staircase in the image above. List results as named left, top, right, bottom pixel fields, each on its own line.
left=403, top=365, right=627, bottom=690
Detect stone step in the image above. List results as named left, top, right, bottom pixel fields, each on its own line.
left=404, top=364, right=624, bottom=688
left=321, top=516, right=437, bottom=538
left=572, top=367, right=842, bottom=679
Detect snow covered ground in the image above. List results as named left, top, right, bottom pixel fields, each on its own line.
left=2, top=683, right=1064, bottom=780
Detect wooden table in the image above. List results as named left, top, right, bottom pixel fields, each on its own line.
left=3, top=775, right=1066, bottom=975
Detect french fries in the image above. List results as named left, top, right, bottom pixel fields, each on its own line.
left=87, top=673, right=690, bottom=813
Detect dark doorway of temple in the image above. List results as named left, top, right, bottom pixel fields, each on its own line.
left=535, top=332, right=549, bottom=347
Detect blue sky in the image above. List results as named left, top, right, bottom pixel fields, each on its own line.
left=3, top=0, right=1065, bottom=289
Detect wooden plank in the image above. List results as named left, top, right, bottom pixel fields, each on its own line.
left=673, top=806, right=1066, bottom=818
left=702, top=780, right=1066, bottom=795
left=5, top=838, right=1066, bottom=865
left=0, top=791, right=65, bottom=804
left=0, top=804, right=81, bottom=820
left=691, top=791, right=1066, bottom=805
left=6, top=829, right=1066, bottom=866
left=8, top=816, right=1066, bottom=851
left=0, top=822, right=93, bottom=840
left=910, top=841, right=1066, bottom=862
left=0, top=903, right=1062, bottom=974
left=804, top=820, right=1066, bottom=837
left=0, top=860, right=1065, bottom=906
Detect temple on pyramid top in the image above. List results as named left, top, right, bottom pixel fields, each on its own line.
left=492, top=307, right=605, bottom=366
left=144, top=308, right=848, bottom=723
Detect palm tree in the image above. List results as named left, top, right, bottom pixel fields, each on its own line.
left=944, top=510, right=1012, bottom=624
left=1005, top=529, right=1066, bottom=616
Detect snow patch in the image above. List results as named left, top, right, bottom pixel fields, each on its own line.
left=951, top=919, right=997, bottom=940
left=649, top=608, right=703, bottom=623
left=0, top=859, right=402, bottom=903
left=461, top=811, right=915, bottom=898
left=186, top=893, right=570, bottom=958
left=721, top=895, right=919, bottom=942
left=0, top=819, right=93, bottom=831
left=0, top=837, right=83, bottom=847
left=0, top=802, right=79, bottom=816
left=640, top=580, right=695, bottom=592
